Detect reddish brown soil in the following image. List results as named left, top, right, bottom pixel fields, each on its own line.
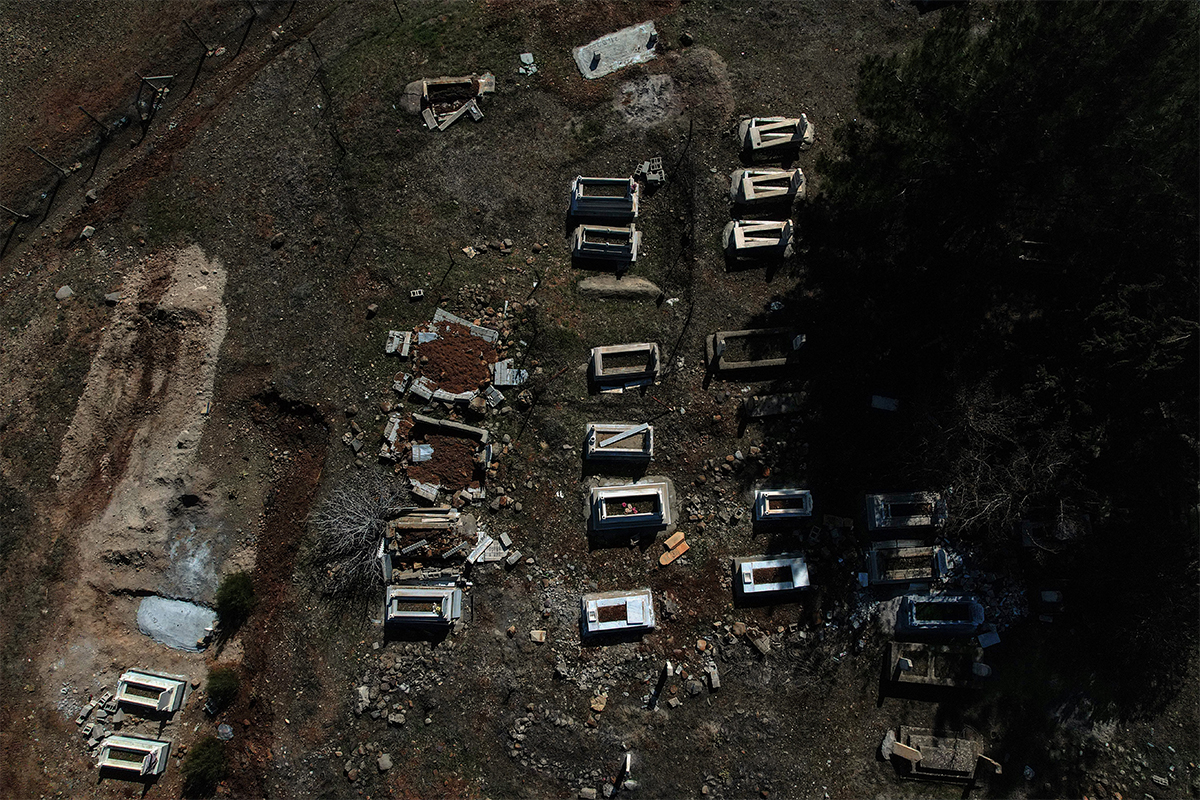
left=412, top=322, right=497, bottom=394
left=223, top=396, right=328, bottom=799
left=406, top=433, right=480, bottom=490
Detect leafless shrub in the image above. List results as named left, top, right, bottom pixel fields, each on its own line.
left=309, top=471, right=406, bottom=597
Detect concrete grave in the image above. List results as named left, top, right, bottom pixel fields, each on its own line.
left=97, top=735, right=171, bottom=777
left=585, top=422, right=654, bottom=461
left=738, top=115, right=815, bottom=153
left=886, top=641, right=988, bottom=689
left=116, top=669, right=189, bottom=714
left=384, top=584, right=463, bottom=627
left=866, top=492, right=947, bottom=532
left=589, top=479, right=675, bottom=532
left=729, top=168, right=805, bottom=205
left=573, top=224, right=641, bottom=264
left=570, top=176, right=640, bottom=219
left=754, top=488, right=813, bottom=521
left=403, top=73, right=495, bottom=131
left=867, top=542, right=944, bottom=585
left=590, top=342, right=660, bottom=387
left=722, top=220, right=795, bottom=259
left=890, top=726, right=987, bottom=784
left=733, top=553, right=811, bottom=596
left=707, top=327, right=805, bottom=372
left=581, top=588, right=656, bottom=636
left=895, top=595, right=985, bottom=640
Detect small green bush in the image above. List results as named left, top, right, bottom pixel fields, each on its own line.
left=214, top=571, right=256, bottom=630
left=205, top=666, right=240, bottom=712
left=181, top=736, right=226, bottom=797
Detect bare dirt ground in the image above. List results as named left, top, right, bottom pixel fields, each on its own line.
left=0, top=2, right=1195, bottom=799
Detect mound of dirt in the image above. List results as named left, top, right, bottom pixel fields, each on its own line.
left=407, top=433, right=481, bottom=489
left=412, top=321, right=497, bottom=394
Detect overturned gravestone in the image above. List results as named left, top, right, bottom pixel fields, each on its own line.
left=573, top=21, right=659, bottom=79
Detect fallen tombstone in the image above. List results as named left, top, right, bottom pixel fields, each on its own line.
left=572, top=21, right=658, bottom=79
left=577, top=274, right=662, bottom=300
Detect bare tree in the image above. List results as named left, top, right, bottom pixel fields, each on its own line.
left=309, top=471, right=406, bottom=596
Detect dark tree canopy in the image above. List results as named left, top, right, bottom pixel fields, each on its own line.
left=780, top=1, right=1199, bottom=728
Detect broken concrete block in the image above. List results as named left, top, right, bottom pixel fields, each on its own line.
left=749, top=635, right=771, bottom=655
left=530, top=630, right=547, bottom=643
left=55, top=285, right=74, bottom=301
left=708, top=666, right=720, bottom=691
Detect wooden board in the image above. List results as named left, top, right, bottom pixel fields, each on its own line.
left=663, top=530, right=685, bottom=549
left=659, top=541, right=689, bottom=566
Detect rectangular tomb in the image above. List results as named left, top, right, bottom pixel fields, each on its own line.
left=97, top=735, right=171, bottom=777
left=590, top=481, right=673, bottom=531
left=590, top=343, right=660, bottom=386
left=887, top=641, right=988, bottom=689
left=754, top=489, right=813, bottom=521
left=581, top=588, right=656, bottom=636
left=708, top=328, right=805, bottom=372
left=729, top=168, right=805, bottom=205
left=570, top=176, right=640, bottom=219
left=739, top=115, right=815, bottom=152
left=115, top=670, right=188, bottom=714
left=573, top=223, right=641, bottom=263
left=586, top=422, right=654, bottom=461
left=867, top=543, right=943, bottom=585
left=866, top=492, right=947, bottom=532
left=384, top=584, right=463, bottom=627
left=734, top=554, right=810, bottom=595
left=893, top=726, right=985, bottom=784
left=722, top=220, right=795, bottom=259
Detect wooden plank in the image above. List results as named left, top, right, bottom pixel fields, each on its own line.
left=663, top=530, right=685, bottom=549
left=892, top=742, right=922, bottom=762
left=659, top=541, right=689, bottom=566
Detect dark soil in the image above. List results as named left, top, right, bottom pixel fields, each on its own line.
left=0, top=3, right=1194, bottom=800
left=406, top=433, right=480, bottom=490
left=413, top=321, right=497, bottom=394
